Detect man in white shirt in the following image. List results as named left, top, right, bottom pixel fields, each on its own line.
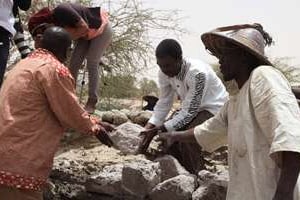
left=0, top=0, right=31, bottom=88
left=158, top=24, right=300, bottom=200
left=138, top=39, right=228, bottom=174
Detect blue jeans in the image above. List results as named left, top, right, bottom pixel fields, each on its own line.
left=0, top=26, right=11, bottom=88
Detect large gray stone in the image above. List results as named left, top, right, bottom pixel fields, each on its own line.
left=122, top=159, right=161, bottom=199
left=51, top=158, right=89, bottom=184
left=101, top=111, right=115, bottom=124
left=128, top=110, right=152, bottom=126
left=149, top=174, right=196, bottom=200
left=155, top=155, right=190, bottom=181
left=192, top=183, right=227, bottom=200
left=86, top=164, right=124, bottom=196
left=112, top=110, right=129, bottom=125
left=192, top=170, right=228, bottom=200
left=110, top=122, right=144, bottom=154
left=102, top=110, right=129, bottom=125
left=197, top=170, right=228, bottom=188
left=120, top=109, right=131, bottom=117
left=47, top=145, right=145, bottom=200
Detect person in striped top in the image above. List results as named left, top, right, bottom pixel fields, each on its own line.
left=139, top=39, right=228, bottom=174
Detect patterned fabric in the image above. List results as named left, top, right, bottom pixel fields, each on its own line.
left=29, top=48, right=73, bottom=79
left=0, top=185, right=43, bottom=200
left=176, top=60, right=188, bottom=81
left=0, top=171, right=45, bottom=191
left=0, top=48, right=97, bottom=191
left=56, top=64, right=72, bottom=78
left=173, top=73, right=206, bottom=130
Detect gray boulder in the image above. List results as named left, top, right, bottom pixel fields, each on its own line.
left=86, top=164, right=124, bottom=197
left=192, top=184, right=227, bottom=200
left=45, top=145, right=145, bottom=200
left=112, top=110, right=129, bottom=125
left=149, top=174, right=196, bottom=200
left=101, top=111, right=115, bottom=124
left=192, top=170, right=228, bottom=200
left=155, top=155, right=190, bottom=181
left=197, top=170, right=228, bottom=188
left=120, top=109, right=131, bottom=117
left=128, top=110, right=152, bottom=126
left=122, top=159, right=161, bottom=199
left=102, top=110, right=129, bottom=125
left=110, top=122, right=144, bottom=154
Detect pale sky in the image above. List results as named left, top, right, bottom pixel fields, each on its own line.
left=141, top=0, right=300, bottom=81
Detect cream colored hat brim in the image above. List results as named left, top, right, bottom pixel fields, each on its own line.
left=201, top=32, right=273, bottom=66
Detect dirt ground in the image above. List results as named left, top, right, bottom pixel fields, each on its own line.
left=56, top=132, right=228, bottom=174
left=56, top=134, right=147, bottom=169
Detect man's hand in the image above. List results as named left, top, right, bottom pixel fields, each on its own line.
left=137, top=127, right=159, bottom=153
left=90, top=124, right=113, bottom=147
left=98, top=121, right=115, bottom=132
left=95, top=125, right=114, bottom=147
left=144, top=123, right=155, bottom=129
left=158, top=129, right=196, bottom=144
left=88, top=118, right=114, bottom=147
left=157, top=131, right=178, bottom=149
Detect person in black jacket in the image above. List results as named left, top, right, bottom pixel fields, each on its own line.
left=0, top=0, right=31, bottom=88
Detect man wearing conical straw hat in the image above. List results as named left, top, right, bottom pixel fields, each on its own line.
left=158, top=23, right=300, bottom=200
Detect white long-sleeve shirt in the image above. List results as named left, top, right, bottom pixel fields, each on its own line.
left=0, top=0, right=15, bottom=35
left=149, top=58, right=228, bottom=131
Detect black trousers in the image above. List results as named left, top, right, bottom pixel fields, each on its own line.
left=167, top=110, right=214, bottom=174
left=0, top=26, right=11, bottom=88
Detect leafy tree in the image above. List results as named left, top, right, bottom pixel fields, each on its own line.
left=138, top=77, right=158, bottom=97
left=100, top=74, right=139, bottom=99
left=272, top=57, right=300, bottom=85
left=9, top=0, right=184, bottom=74
left=8, top=0, right=185, bottom=106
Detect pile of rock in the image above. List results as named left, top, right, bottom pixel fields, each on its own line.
left=46, top=154, right=227, bottom=200
left=97, top=109, right=152, bottom=126
left=45, top=122, right=228, bottom=200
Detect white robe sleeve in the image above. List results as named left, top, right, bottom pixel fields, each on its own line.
left=194, top=101, right=228, bottom=152
left=250, top=66, right=300, bottom=160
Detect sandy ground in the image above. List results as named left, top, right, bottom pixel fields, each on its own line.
left=56, top=134, right=148, bottom=169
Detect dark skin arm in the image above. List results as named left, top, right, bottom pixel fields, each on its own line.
left=273, top=151, right=300, bottom=200
left=157, top=128, right=197, bottom=147
left=137, top=124, right=167, bottom=153
left=292, top=88, right=300, bottom=99
left=292, top=88, right=300, bottom=106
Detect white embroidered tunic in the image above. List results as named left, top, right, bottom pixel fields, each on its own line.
left=149, top=58, right=228, bottom=131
